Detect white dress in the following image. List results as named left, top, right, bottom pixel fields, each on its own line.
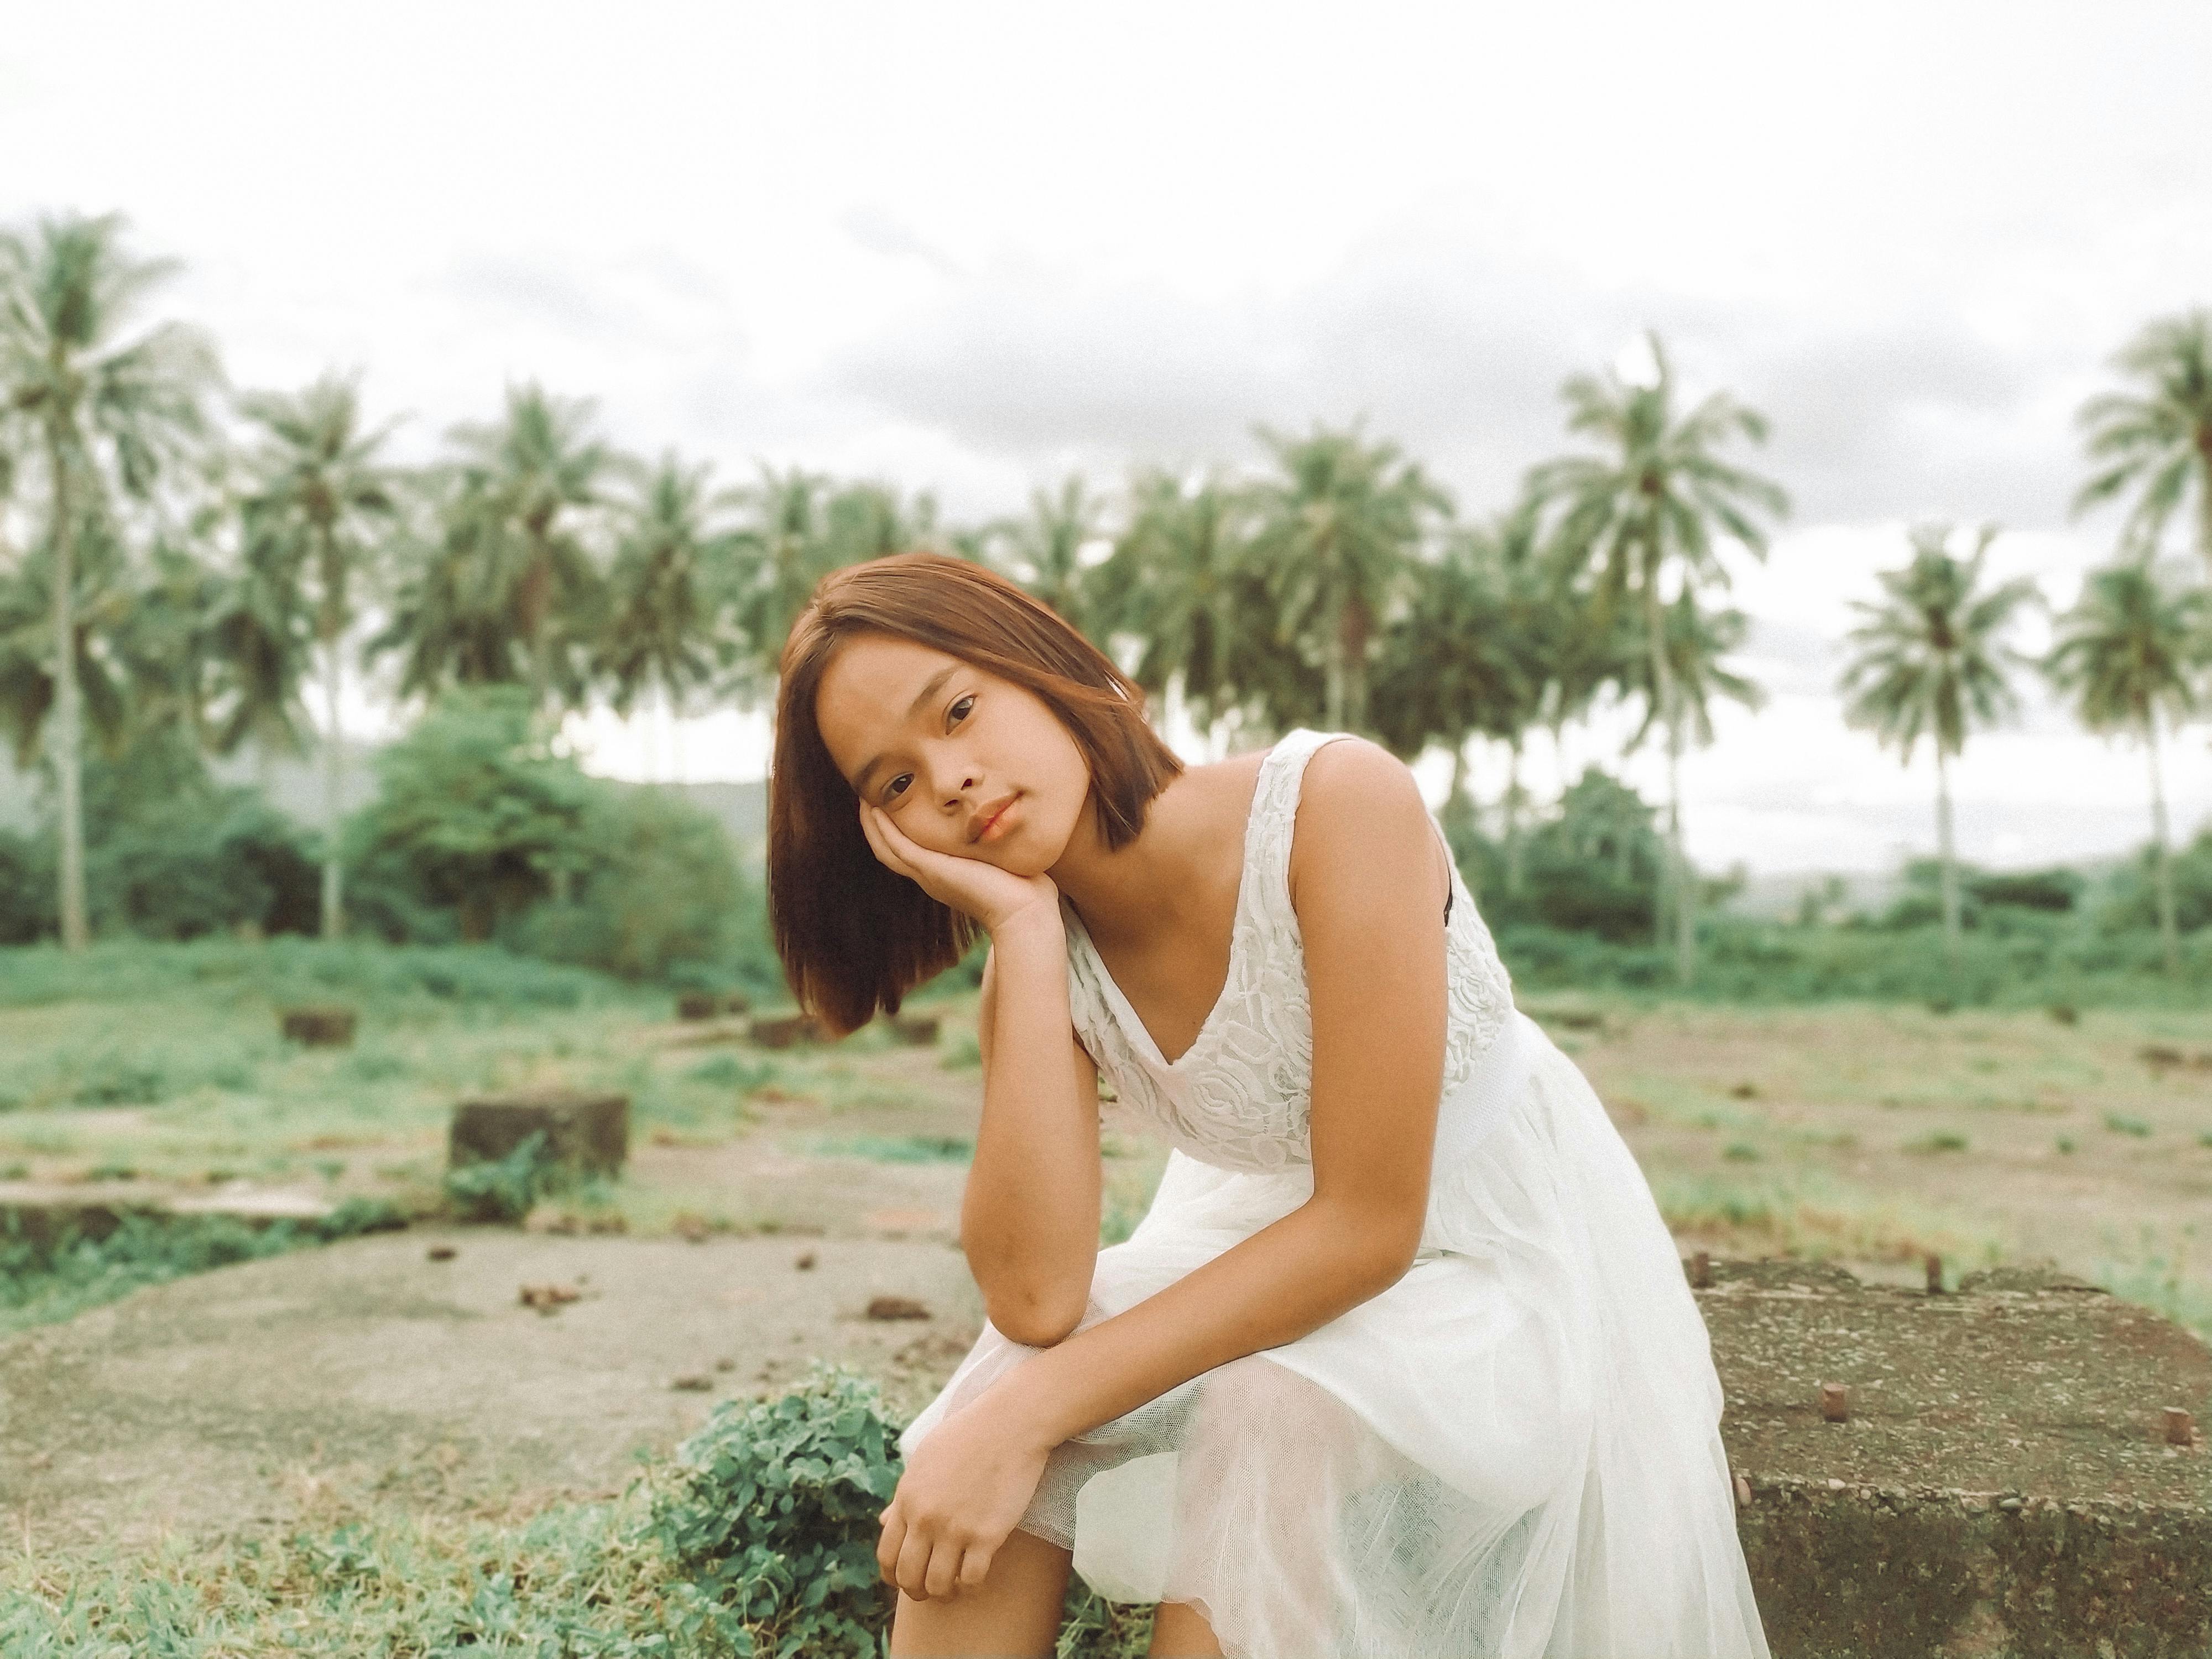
left=898, top=729, right=1772, bottom=1658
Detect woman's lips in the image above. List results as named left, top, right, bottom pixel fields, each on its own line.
left=974, top=795, right=1019, bottom=843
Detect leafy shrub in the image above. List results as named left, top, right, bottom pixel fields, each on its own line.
left=504, top=782, right=750, bottom=981
left=346, top=687, right=597, bottom=944
left=0, top=826, right=49, bottom=945
left=91, top=790, right=322, bottom=941
left=442, top=1130, right=564, bottom=1223
left=645, top=1363, right=902, bottom=1657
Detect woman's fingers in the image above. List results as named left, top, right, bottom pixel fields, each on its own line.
left=858, top=802, right=917, bottom=882
left=922, top=1535, right=967, bottom=1600
left=957, top=1541, right=996, bottom=1592
left=895, top=1523, right=937, bottom=1600
left=877, top=1504, right=906, bottom=1588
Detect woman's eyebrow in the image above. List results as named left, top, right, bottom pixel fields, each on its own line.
left=853, top=665, right=957, bottom=796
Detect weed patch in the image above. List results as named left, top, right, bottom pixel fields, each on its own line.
left=0, top=1199, right=407, bottom=1337
left=0, top=1365, right=1151, bottom=1657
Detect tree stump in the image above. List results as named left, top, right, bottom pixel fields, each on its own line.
left=675, top=992, right=720, bottom=1021
left=448, top=1089, right=629, bottom=1177
left=749, top=1012, right=828, bottom=1050
left=279, top=1005, right=357, bottom=1047
left=888, top=1011, right=940, bottom=1046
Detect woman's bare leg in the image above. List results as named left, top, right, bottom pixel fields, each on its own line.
left=888, top=1525, right=1073, bottom=1657
left=1146, top=1600, right=1227, bottom=1656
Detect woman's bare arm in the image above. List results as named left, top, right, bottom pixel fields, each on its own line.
left=982, top=739, right=1448, bottom=1446
left=958, top=906, right=1102, bottom=1347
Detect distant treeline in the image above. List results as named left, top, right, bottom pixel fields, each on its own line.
left=2, top=211, right=2209, bottom=989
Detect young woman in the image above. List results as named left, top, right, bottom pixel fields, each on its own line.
left=768, top=551, right=1771, bottom=1659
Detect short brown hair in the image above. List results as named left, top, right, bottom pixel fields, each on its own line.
left=768, top=551, right=1182, bottom=1034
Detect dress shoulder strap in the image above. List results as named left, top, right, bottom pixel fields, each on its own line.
left=1243, top=728, right=1354, bottom=936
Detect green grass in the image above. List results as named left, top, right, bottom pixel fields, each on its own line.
left=1649, top=1167, right=2000, bottom=1268
left=802, top=1133, right=975, bottom=1164
left=0, top=1201, right=406, bottom=1337
left=1904, top=1130, right=1970, bottom=1154
left=2103, top=1112, right=2153, bottom=1138
left=0, top=1368, right=1154, bottom=1659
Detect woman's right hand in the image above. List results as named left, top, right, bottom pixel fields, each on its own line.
left=859, top=801, right=1060, bottom=938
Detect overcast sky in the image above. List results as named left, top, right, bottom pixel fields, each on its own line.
left=6, top=1, right=2211, bottom=877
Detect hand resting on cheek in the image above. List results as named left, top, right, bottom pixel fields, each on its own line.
left=858, top=801, right=1061, bottom=938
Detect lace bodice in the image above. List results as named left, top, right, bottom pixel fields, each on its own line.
left=1060, top=729, right=1517, bottom=1175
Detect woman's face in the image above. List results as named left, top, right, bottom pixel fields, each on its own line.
left=813, top=633, right=1093, bottom=874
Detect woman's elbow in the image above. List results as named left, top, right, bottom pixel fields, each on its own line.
left=987, top=1290, right=1088, bottom=1349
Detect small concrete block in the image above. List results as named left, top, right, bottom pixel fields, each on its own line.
left=279, top=1005, right=357, bottom=1047
left=1690, top=1250, right=1713, bottom=1289
left=888, top=1011, right=941, bottom=1046
left=1820, top=1382, right=1851, bottom=1423
left=749, top=1012, right=828, bottom=1050
left=2168, top=1406, right=2197, bottom=1447
left=866, top=1295, right=931, bottom=1321
left=448, top=1089, right=628, bottom=1177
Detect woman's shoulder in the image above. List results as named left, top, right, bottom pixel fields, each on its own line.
left=1283, top=739, right=1433, bottom=898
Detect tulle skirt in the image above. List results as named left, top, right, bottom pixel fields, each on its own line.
left=896, top=1011, right=1772, bottom=1658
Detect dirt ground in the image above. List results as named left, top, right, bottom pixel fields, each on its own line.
left=5, top=990, right=2211, bottom=1553
left=0, top=1228, right=982, bottom=1552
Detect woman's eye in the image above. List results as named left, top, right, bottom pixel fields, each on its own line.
left=949, top=694, right=974, bottom=724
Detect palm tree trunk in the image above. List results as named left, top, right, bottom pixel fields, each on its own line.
left=1441, top=740, right=1473, bottom=839
left=1503, top=740, right=1527, bottom=897
left=1646, top=577, right=1693, bottom=983
left=2197, top=436, right=2212, bottom=582
left=1322, top=596, right=1346, bottom=732
left=1667, top=698, right=1691, bottom=984
left=45, top=422, right=87, bottom=952
left=1936, top=744, right=1960, bottom=967
left=2146, top=708, right=2179, bottom=974
left=1442, top=741, right=1479, bottom=901
left=320, top=619, right=346, bottom=940
left=1342, top=597, right=1370, bottom=734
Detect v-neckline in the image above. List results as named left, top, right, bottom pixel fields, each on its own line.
left=1063, top=735, right=1293, bottom=1071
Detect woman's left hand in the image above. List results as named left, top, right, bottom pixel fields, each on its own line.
left=878, top=1391, right=1054, bottom=1603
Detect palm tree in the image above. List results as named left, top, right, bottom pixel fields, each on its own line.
left=236, top=372, right=400, bottom=937
left=1092, top=469, right=1255, bottom=735
left=1620, top=590, right=1764, bottom=945
left=2043, top=558, right=2207, bottom=972
left=822, top=478, right=942, bottom=566
left=0, top=515, right=140, bottom=784
left=991, top=474, right=1103, bottom=633
left=368, top=487, right=524, bottom=697
left=2075, top=310, right=2212, bottom=576
left=1249, top=421, right=1448, bottom=734
left=1369, top=520, right=1529, bottom=851
left=596, top=451, right=729, bottom=780
left=1838, top=523, right=2041, bottom=965
left=1528, top=331, right=1788, bottom=983
left=0, top=212, right=220, bottom=948
left=445, top=383, right=611, bottom=712
left=722, top=463, right=834, bottom=712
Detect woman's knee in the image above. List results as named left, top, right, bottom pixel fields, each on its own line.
left=1146, top=1599, right=1225, bottom=1657
left=887, top=1526, right=1072, bottom=1658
